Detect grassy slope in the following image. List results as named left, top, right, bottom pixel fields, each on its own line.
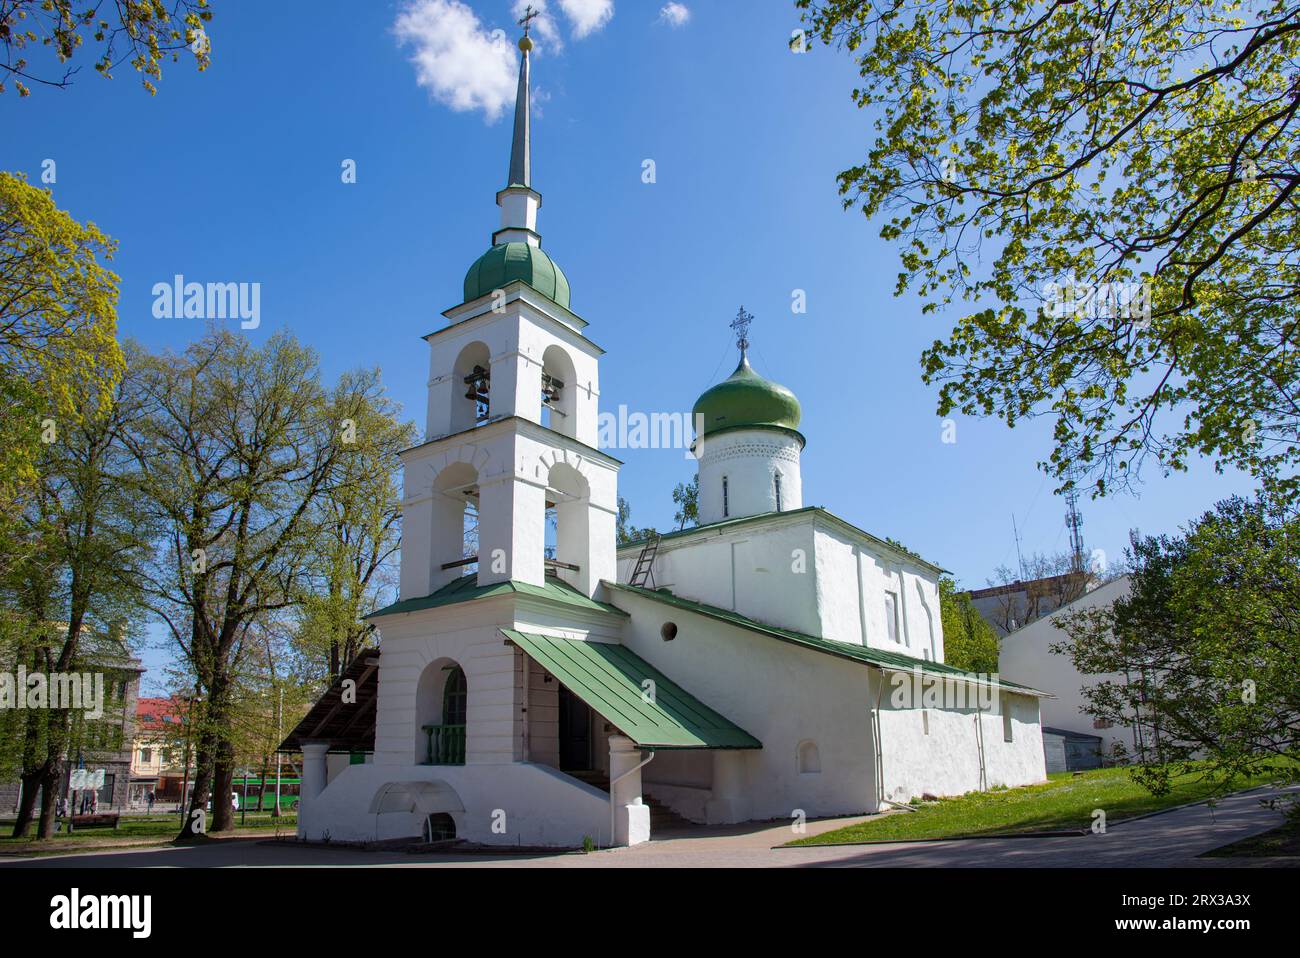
left=789, top=763, right=1294, bottom=845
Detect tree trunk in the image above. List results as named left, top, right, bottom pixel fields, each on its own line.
left=36, top=762, right=61, bottom=839
left=256, top=757, right=269, bottom=812
left=212, top=736, right=236, bottom=832
left=178, top=735, right=214, bottom=840
left=11, top=770, right=43, bottom=837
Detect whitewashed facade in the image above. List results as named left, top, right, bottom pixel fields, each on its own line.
left=291, top=33, right=1048, bottom=850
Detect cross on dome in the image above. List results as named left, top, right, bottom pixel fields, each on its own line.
left=518, top=4, right=539, bottom=36
left=730, top=306, right=754, bottom=355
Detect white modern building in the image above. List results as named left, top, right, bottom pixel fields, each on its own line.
left=284, top=29, right=1049, bottom=849
left=999, top=575, right=1142, bottom=769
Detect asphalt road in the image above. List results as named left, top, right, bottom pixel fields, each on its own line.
left=1, top=785, right=1295, bottom=868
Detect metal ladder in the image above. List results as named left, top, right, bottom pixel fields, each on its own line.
left=628, top=533, right=660, bottom=588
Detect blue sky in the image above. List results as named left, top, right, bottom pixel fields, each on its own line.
left=2, top=1, right=1256, bottom=690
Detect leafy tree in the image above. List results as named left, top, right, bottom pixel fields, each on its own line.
left=1, top=366, right=149, bottom=837
left=1056, top=488, right=1300, bottom=795
left=672, top=474, right=698, bottom=530
left=1, top=0, right=214, bottom=96
left=615, top=496, right=656, bottom=545
left=938, top=577, right=1000, bottom=673
left=0, top=172, right=122, bottom=510
left=800, top=1, right=1300, bottom=500
left=126, top=329, right=352, bottom=837
left=293, top=370, right=414, bottom=679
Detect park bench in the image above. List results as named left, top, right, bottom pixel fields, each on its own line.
left=67, top=813, right=120, bottom=830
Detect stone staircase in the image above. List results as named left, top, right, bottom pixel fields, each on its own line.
left=564, top=771, right=695, bottom=835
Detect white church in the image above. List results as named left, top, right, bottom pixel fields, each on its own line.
left=284, top=27, right=1049, bottom=848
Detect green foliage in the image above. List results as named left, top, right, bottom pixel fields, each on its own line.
left=671, top=474, right=698, bottom=530
left=800, top=0, right=1300, bottom=499
left=616, top=496, right=656, bottom=545
left=127, top=328, right=362, bottom=834
left=1056, top=486, right=1300, bottom=794
left=0, top=0, right=214, bottom=96
left=0, top=172, right=123, bottom=509
left=938, top=577, right=1000, bottom=673
left=292, top=369, right=416, bottom=678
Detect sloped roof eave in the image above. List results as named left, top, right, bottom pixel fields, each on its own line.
left=604, top=581, right=1050, bottom=698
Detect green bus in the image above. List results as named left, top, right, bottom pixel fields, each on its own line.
left=231, top=776, right=301, bottom=812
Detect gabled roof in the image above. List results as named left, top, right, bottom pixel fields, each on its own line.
left=502, top=629, right=761, bottom=750
left=135, top=696, right=183, bottom=730
left=617, top=506, right=946, bottom=574
left=605, top=582, right=1047, bottom=696
left=367, top=573, right=627, bottom=620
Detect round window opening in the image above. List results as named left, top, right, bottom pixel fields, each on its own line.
left=660, top=622, right=678, bottom=641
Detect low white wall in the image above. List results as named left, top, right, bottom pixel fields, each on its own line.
left=875, top=686, right=1046, bottom=804
left=299, top=761, right=611, bottom=847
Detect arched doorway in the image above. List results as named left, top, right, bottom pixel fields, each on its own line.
left=417, top=662, right=467, bottom=765
left=423, top=812, right=457, bottom=843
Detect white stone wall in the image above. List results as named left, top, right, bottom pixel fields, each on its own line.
left=697, top=428, right=803, bottom=525
left=999, top=575, right=1139, bottom=757
left=620, top=514, right=822, bottom=637
left=873, top=669, right=1046, bottom=803
left=812, top=524, right=945, bottom=660
left=616, top=512, right=945, bottom=660
left=299, top=761, right=611, bottom=847
left=301, top=596, right=628, bottom=846
left=614, top=589, right=877, bottom=822
left=425, top=288, right=602, bottom=446
left=400, top=420, right=618, bottom=599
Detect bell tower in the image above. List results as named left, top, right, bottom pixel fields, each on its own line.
left=398, top=16, right=619, bottom=602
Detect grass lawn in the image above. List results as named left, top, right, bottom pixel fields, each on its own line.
left=789, top=762, right=1295, bottom=846
left=0, top=812, right=297, bottom=851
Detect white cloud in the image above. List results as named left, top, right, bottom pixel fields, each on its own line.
left=557, top=0, right=614, bottom=39
left=512, top=0, right=563, bottom=53
left=393, top=0, right=518, bottom=122
left=658, top=2, right=690, bottom=28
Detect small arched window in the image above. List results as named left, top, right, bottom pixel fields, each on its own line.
left=722, top=476, right=729, bottom=518
left=443, top=666, right=467, bottom=726
left=797, top=739, right=821, bottom=774
left=774, top=472, right=783, bottom=511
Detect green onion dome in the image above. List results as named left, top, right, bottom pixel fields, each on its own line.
left=692, top=353, right=802, bottom=439
left=463, top=242, right=570, bottom=309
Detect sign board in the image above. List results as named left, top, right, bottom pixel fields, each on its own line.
left=68, top=769, right=105, bottom=790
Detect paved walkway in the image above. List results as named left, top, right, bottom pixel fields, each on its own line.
left=1, top=785, right=1294, bottom=868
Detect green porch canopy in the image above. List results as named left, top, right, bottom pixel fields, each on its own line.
left=500, top=629, right=761, bottom=750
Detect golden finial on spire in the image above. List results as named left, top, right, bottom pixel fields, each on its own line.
left=518, top=4, right=538, bottom=50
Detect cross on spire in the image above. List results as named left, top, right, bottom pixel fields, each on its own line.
left=518, top=4, right=539, bottom=36
left=730, top=306, right=753, bottom=355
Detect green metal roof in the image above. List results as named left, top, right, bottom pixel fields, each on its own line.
left=693, top=352, right=802, bottom=439
left=463, top=242, right=570, bottom=309
left=604, top=582, right=1047, bottom=696
left=502, top=629, right=762, bottom=749
left=367, top=574, right=626, bottom=620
